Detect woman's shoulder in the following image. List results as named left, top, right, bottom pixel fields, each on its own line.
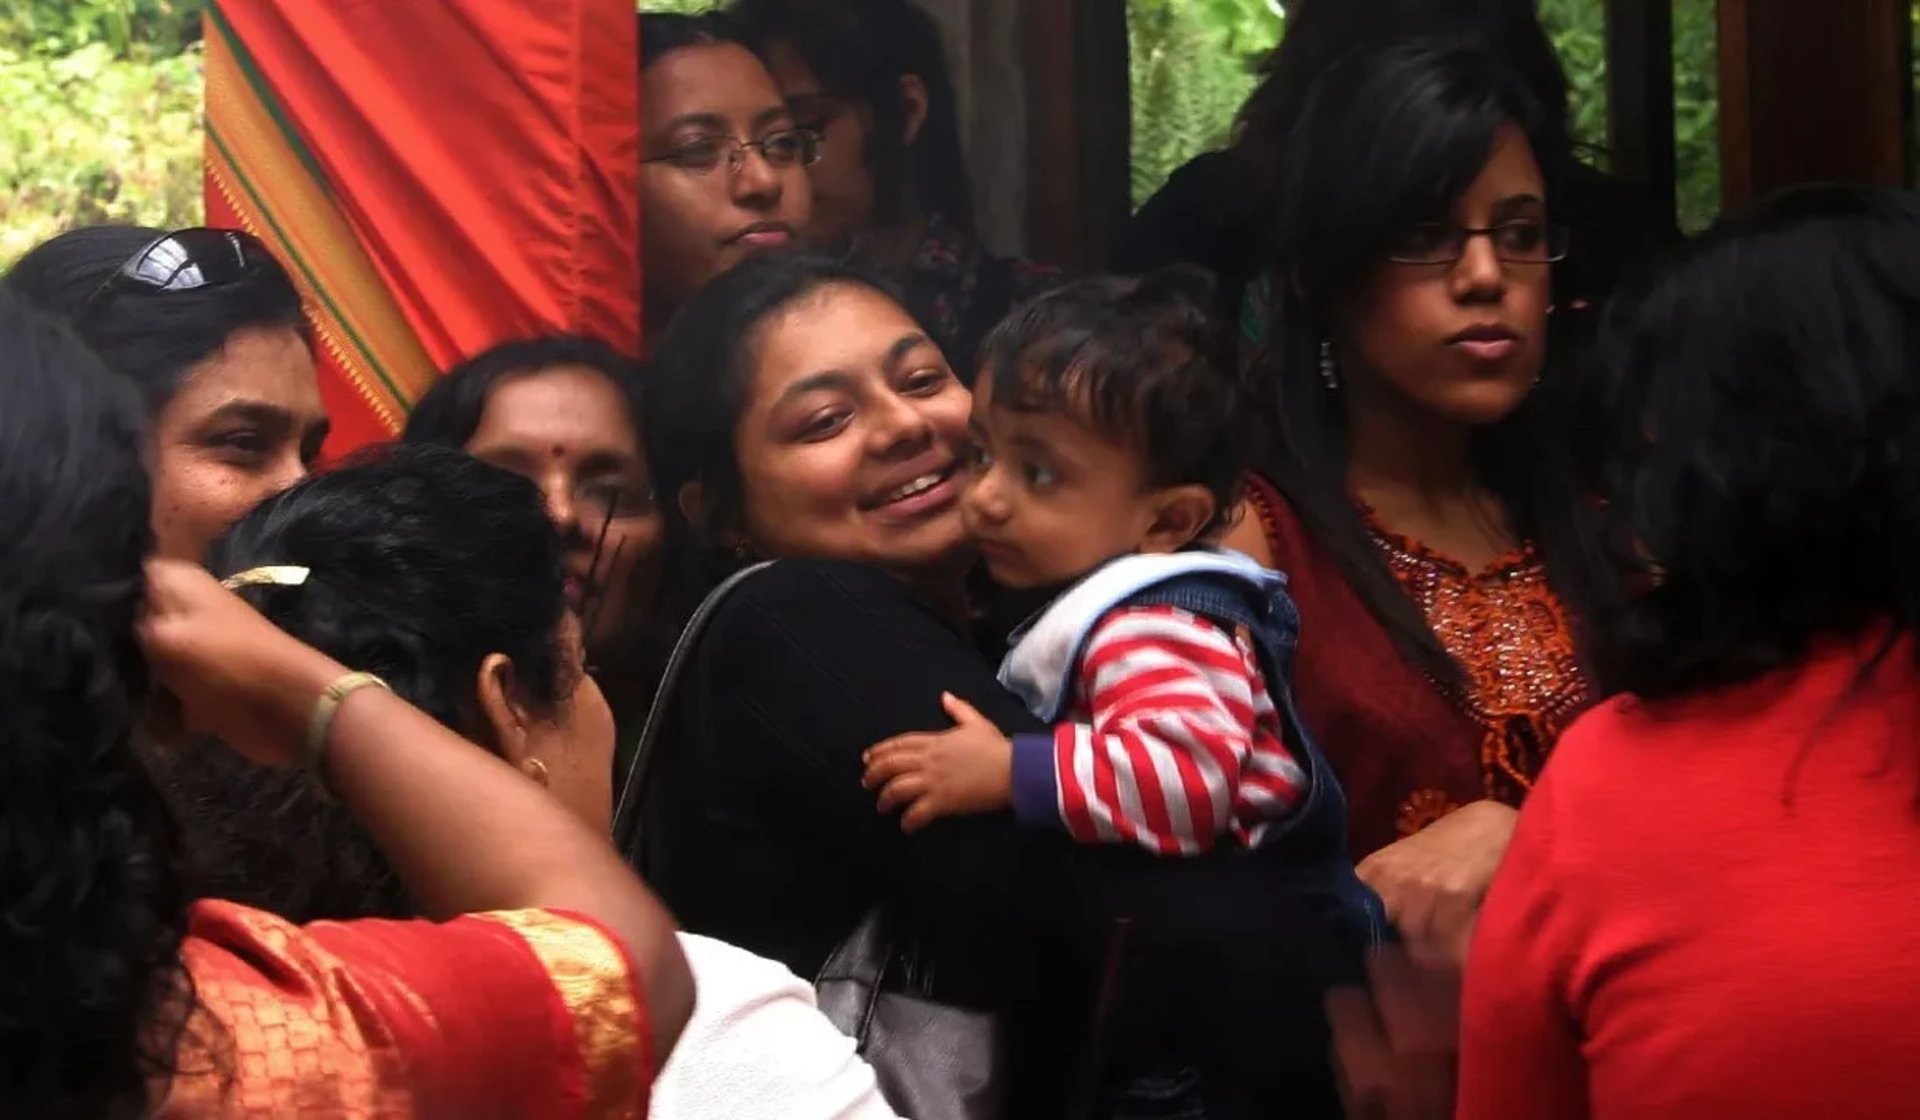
left=709, top=558, right=935, bottom=642
left=1239, top=472, right=1319, bottom=568
left=173, top=901, right=649, bottom=1117
left=656, top=933, right=899, bottom=1119
left=728, top=556, right=913, bottom=604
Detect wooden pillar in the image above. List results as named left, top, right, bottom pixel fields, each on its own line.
left=1022, top=0, right=1131, bottom=272
left=1606, top=0, right=1677, bottom=232
left=1718, top=0, right=1911, bottom=209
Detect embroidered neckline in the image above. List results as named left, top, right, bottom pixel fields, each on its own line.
left=1354, top=499, right=1538, bottom=581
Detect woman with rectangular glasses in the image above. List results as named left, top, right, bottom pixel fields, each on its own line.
left=1211, top=39, right=1613, bottom=978
left=640, top=13, right=816, bottom=340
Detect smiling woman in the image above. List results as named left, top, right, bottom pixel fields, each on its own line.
left=635, top=249, right=1093, bottom=1115
left=3, top=224, right=327, bottom=563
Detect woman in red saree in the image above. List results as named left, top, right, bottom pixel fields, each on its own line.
left=0, top=293, right=690, bottom=1118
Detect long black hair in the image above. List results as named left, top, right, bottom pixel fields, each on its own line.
left=4, top=224, right=308, bottom=417
left=1235, top=0, right=1571, bottom=239
left=644, top=249, right=901, bottom=616
left=1248, top=39, right=1598, bottom=687
left=1585, top=184, right=1920, bottom=698
left=728, top=0, right=974, bottom=234
left=977, top=267, right=1247, bottom=535
left=155, top=444, right=574, bottom=923
left=0, top=291, right=194, bottom=1118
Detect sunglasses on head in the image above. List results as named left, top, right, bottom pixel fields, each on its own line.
left=83, top=228, right=278, bottom=314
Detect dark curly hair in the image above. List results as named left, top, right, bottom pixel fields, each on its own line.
left=151, top=443, right=575, bottom=922
left=0, top=291, right=194, bottom=1118
left=1585, top=184, right=1920, bottom=697
left=977, top=266, right=1245, bottom=536
left=4, top=224, right=309, bottom=417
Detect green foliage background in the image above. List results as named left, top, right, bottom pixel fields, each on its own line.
left=1, top=0, right=208, bottom=268
left=1129, top=0, right=1725, bottom=232
left=4, top=0, right=1908, bottom=269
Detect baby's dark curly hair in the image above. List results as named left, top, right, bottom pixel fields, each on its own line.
left=0, top=291, right=195, bottom=1118
left=975, top=266, right=1247, bottom=536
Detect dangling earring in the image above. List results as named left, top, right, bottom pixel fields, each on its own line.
left=1318, top=338, right=1340, bottom=390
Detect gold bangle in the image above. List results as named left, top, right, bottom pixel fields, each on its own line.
left=305, top=671, right=391, bottom=779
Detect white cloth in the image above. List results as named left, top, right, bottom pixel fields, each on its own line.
left=651, top=933, right=902, bottom=1120
left=998, top=548, right=1284, bottom=720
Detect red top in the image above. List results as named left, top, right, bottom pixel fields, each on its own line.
left=167, top=901, right=652, bottom=1118
left=1243, top=474, right=1589, bottom=855
left=1011, top=605, right=1307, bottom=855
left=1458, top=631, right=1920, bottom=1120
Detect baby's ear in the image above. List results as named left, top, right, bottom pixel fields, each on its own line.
left=1141, top=485, right=1217, bottom=554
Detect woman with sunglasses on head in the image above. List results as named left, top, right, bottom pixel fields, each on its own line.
left=641, top=12, right=815, bottom=338
left=405, top=336, right=666, bottom=741
left=4, top=225, right=329, bottom=564
left=1211, top=41, right=1609, bottom=969
left=0, top=291, right=691, bottom=1118
left=725, top=0, right=1060, bottom=380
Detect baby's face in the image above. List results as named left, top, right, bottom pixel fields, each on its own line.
left=959, top=376, right=1167, bottom=591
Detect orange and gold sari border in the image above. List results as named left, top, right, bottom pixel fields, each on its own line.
left=203, top=16, right=436, bottom=432
left=475, top=909, right=648, bottom=1120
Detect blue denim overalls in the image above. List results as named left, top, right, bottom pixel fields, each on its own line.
left=1000, top=550, right=1385, bottom=1119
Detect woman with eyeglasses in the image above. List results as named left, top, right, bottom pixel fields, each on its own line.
left=405, top=336, right=665, bottom=740
left=4, top=225, right=330, bottom=564
left=640, top=13, right=815, bottom=338
left=724, top=0, right=1060, bottom=381
left=1210, top=40, right=1610, bottom=974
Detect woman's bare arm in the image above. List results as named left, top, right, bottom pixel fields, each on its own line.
left=141, top=559, right=695, bottom=1061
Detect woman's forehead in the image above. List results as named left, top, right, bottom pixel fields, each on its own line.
left=643, top=42, right=788, bottom=134
left=747, top=286, right=928, bottom=396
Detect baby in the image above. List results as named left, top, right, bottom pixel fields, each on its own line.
left=861, top=268, right=1321, bottom=857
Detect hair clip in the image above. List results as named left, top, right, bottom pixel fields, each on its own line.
left=220, top=565, right=311, bottom=591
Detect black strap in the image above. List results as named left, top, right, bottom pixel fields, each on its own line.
left=610, top=560, right=772, bottom=857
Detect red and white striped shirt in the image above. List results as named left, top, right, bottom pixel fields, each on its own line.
left=1009, top=604, right=1308, bottom=855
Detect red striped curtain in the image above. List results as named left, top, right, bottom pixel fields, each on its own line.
left=203, top=0, right=641, bottom=457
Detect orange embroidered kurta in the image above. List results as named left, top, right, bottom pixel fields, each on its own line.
left=1244, top=474, right=1591, bottom=856
left=164, top=901, right=651, bottom=1118
left=202, top=0, right=642, bottom=458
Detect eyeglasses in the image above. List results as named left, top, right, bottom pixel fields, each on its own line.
left=83, top=227, right=276, bottom=314
left=1385, top=220, right=1571, bottom=266
left=573, top=479, right=658, bottom=528
left=644, top=128, right=823, bottom=176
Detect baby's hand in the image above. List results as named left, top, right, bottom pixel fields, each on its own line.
left=862, top=693, right=1013, bottom=832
